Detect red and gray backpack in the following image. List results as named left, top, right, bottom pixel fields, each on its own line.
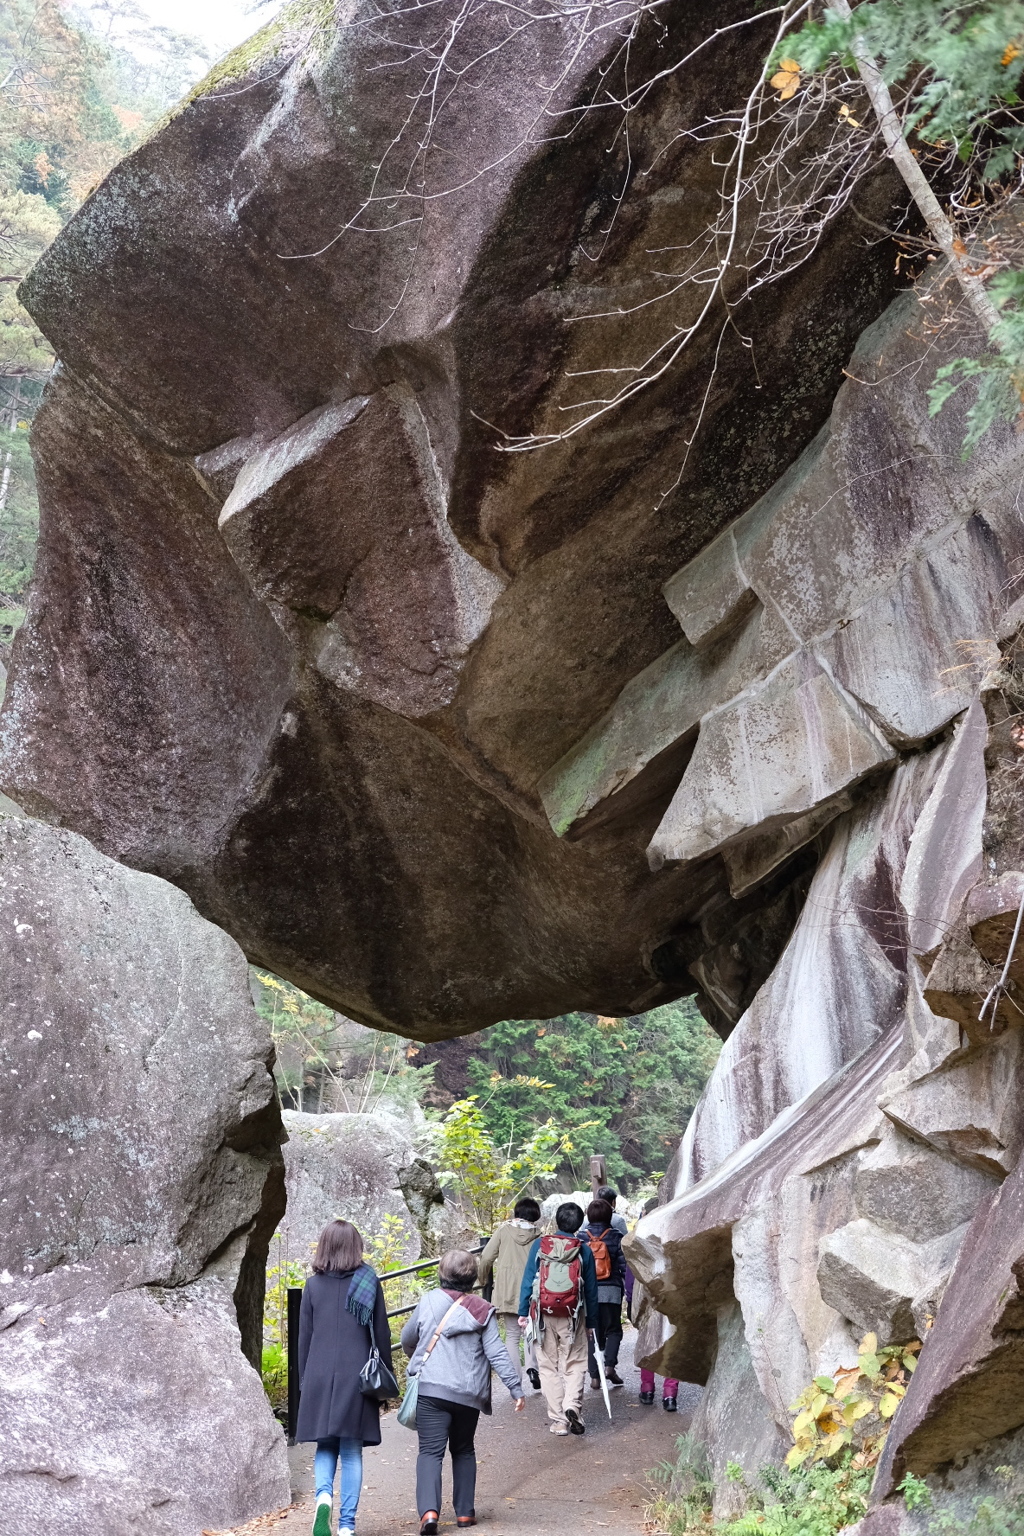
left=531, top=1234, right=583, bottom=1318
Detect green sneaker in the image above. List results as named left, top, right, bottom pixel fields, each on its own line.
left=313, top=1499, right=332, bottom=1536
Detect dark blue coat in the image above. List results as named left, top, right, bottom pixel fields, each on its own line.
left=296, top=1268, right=393, bottom=1445
left=582, top=1220, right=627, bottom=1293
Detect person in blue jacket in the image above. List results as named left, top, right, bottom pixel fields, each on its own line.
left=516, top=1202, right=599, bottom=1435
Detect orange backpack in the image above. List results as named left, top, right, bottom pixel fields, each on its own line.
left=586, top=1227, right=614, bottom=1282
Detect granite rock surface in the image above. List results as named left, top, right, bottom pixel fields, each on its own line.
left=277, top=1108, right=421, bottom=1264
left=0, top=813, right=289, bottom=1536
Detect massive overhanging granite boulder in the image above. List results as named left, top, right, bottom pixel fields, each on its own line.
left=0, top=810, right=289, bottom=1536
left=0, top=0, right=913, bottom=1037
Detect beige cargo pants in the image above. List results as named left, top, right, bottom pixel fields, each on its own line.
left=536, top=1315, right=588, bottom=1427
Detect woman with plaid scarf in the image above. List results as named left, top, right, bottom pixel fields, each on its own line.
left=297, top=1220, right=393, bottom=1536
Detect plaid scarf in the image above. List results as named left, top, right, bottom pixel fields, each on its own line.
left=346, top=1264, right=378, bottom=1328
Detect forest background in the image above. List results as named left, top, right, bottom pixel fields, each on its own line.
left=255, top=969, right=720, bottom=1189
left=0, top=0, right=213, bottom=639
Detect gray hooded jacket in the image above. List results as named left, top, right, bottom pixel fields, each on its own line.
left=400, top=1288, right=525, bottom=1413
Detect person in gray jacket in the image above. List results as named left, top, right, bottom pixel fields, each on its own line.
left=401, top=1250, right=525, bottom=1536
left=477, top=1198, right=541, bottom=1388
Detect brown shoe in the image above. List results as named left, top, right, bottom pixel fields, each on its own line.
left=457, top=1519, right=477, bottom=1529
left=421, top=1515, right=439, bottom=1535
left=590, top=1377, right=601, bottom=1391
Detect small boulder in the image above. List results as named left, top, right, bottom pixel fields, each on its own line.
left=279, top=1109, right=421, bottom=1264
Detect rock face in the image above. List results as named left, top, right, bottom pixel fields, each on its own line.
left=0, top=0, right=907, bottom=1037
left=0, top=813, right=290, bottom=1536
left=278, top=1108, right=421, bottom=1264
left=619, top=262, right=1024, bottom=1511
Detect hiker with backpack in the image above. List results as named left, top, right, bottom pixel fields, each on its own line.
left=581, top=1197, right=627, bottom=1391
left=477, top=1197, right=542, bottom=1390
left=517, top=1201, right=599, bottom=1436
left=400, top=1249, right=525, bottom=1536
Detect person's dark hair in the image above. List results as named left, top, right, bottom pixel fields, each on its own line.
left=597, top=1185, right=618, bottom=1206
left=588, top=1198, right=613, bottom=1225
left=438, top=1249, right=479, bottom=1292
left=312, top=1219, right=364, bottom=1274
left=556, top=1201, right=584, bottom=1233
left=514, top=1198, right=541, bottom=1223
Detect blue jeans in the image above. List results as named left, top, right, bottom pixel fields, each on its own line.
left=315, top=1438, right=363, bottom=1529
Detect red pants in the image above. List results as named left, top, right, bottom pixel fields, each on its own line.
left=640, top=1369, right=679, bottom=1395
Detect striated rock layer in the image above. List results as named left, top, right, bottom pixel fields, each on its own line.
left=0, top=811, right=290, bottom=1536
left=623, top=290, right=1024, bottom=1511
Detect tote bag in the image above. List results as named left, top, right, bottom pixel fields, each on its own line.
left=397, top=1298, right=465, bottom=1430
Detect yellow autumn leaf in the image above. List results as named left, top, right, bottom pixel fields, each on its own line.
left=793, top=1408, right=815, bottom=1437
left=820, top=1431, right=847, bottom=1458
left=838, top=103, right=862, bottom=127
left=878, top=1393, right=900, bottom=1419
left=811, top=1393, right=829, bottom=1418
left=785, top=1445, right=811, bottom=1469
left=770, top=58, right=802, bottom=100
left=1003, top=40, right=1022, bottom=66
left=851, top=1397, right=875, bottom=1422
left=860, top=1332, right=878, bottom=1354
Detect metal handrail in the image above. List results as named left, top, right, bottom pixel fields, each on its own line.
left=380, top=1244, right=485, bottom=1316
left=376, top=1254, right=445, bottom=1284
left=377, top=1242, right=484, bottom=1288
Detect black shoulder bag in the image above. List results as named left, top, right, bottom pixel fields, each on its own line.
left=359, top=1310, right=399, bottom=1401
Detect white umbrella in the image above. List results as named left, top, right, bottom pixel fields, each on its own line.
left=594, top=1346, right=613, bottom=1419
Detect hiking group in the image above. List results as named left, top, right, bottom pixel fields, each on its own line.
left=298, top=1184, right=651, bottom=1536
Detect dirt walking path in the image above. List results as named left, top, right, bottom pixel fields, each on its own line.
left=222, top=1332, right=697, bottom=1536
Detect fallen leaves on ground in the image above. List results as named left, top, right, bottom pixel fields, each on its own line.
left=203, top=1500, right=309, bottom=1535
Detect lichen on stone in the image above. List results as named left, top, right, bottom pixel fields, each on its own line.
left=165, top=0, right=338, bottom=125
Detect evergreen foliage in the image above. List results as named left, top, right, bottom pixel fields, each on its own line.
left=781, top=0, right=1024, bottom=454
left=0, top=0, right=210, bottom=614
left=784, top=2, right=1024, bottom=177
left=464, top=1002, right=721, bottom=1185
